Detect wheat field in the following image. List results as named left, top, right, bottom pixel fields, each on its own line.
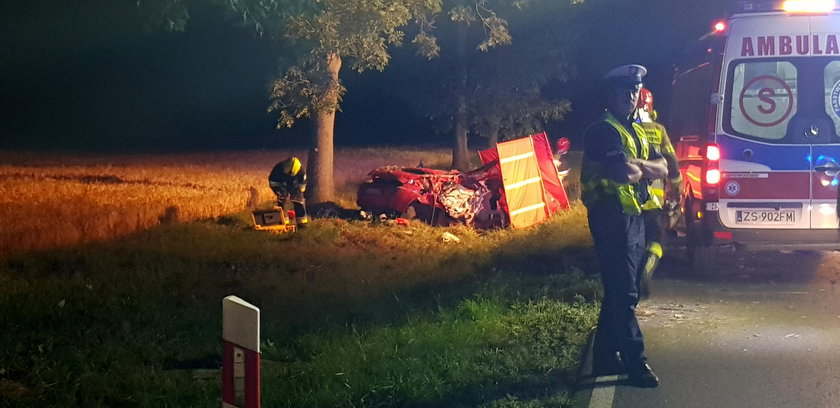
left=0, top=148, right=453, bottom=257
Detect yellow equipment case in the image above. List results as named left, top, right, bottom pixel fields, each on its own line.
left=251, top=207, right=296, bottom=233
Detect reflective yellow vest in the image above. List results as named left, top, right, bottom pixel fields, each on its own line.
left=638, top=121, right=681, bottom=205
left=582, top=112, right=660, bottom=216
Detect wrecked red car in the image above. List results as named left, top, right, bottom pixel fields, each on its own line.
left=356, top=165, right=501, bottom=226
left=357, top=133, right=571, bottom=228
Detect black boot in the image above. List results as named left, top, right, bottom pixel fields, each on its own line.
left=627, top=363, right=659, bottom=388
left=592, top=352, right=625, bottom=376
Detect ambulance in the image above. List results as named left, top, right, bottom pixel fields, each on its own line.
left=669, top=0, right=840, bottom=272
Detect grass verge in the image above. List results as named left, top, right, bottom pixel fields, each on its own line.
left=0, top=204, right=599, bottom=408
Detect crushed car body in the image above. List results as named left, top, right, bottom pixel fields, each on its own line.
left=357, top=132, right=570, bottom=228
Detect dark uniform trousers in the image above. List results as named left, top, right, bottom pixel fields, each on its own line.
left=587, top=198, right=648, bottom=371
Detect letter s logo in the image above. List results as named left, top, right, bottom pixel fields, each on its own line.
left=758, top=87, right=776, bottom=114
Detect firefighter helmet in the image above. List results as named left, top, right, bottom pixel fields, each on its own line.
left=282, top=157, right=302, bottom=176
left=638, top=87, right=654, bottom=113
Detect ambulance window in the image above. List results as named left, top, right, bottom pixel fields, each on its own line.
left=823, top=61, right=840, bottom=136
left=728, top=61, right=797, bottom=141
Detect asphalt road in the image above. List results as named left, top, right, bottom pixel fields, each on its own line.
left=572, top=246, right=840, bottom=408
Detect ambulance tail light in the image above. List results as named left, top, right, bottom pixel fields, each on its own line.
left=706, top=169, right=722, bottom=185
left=706, top=144, right=721, bottom=161
left=703, top=143, right=722, bottom=188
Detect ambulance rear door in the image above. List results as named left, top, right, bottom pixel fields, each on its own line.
left=806, top=13, right=840, bottom=229
left=718, top=13, right=813, bottom=231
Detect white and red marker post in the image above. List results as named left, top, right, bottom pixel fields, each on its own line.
left=222, top=296, right=260, bottom=408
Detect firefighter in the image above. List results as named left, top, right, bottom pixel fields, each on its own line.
left=581, top=64, right=667, bottom=387
left=268, top=156, right=309, bottom=227
left=636, top=88, right=682, bottom=298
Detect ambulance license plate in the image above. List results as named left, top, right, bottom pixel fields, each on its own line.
left=736, top=210, right=795, bottom=224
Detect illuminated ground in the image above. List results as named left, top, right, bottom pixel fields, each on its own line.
left=574, top=248, right=840, bottom=408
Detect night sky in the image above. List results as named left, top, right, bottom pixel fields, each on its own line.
left=0, top=0, right=731, bottom=152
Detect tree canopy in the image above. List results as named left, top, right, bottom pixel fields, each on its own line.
left=139, top=0, right=583, bottom=198
left=394, top=0, right=580, bottom=168
left=140, top=0, right=444, bottom=202
left=139, top=0, right=444, bottom=125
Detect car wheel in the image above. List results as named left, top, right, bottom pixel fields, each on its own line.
left=370, top=212, right=388, bottom=224
left=684, top=195, right=713, bottom=276
left=686, top=221, right=712, bottom=275
left=402, top=202, right=433, bottom=224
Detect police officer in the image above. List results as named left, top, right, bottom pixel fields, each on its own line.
left=636, top=88, right=682, bottom=298
left=268, top=156, right=309, bottom=227
left=581, top=65, right=667, bottom=387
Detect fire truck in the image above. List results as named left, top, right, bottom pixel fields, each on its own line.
left=670, top=0, right=840, bottom=272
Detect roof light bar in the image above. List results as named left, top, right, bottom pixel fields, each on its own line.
left=729, top=0, right=838, bottom=13
left=782, top=0, right=836, bottom=12
left=730, top=0, right=783, bottom=13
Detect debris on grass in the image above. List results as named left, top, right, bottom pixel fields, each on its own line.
left=440, top=232, right=460, bottom=243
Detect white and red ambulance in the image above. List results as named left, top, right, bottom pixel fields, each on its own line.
left=669, top=0, right=840, bottom=272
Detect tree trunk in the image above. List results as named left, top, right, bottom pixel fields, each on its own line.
left=452, top=99, right=470, bottom=170
left=451, top=23, right=470, bottom=170
left=305, top=52, right=341, bottom=204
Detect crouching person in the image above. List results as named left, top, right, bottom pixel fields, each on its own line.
left=268, top=156, right=309, bottom=227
